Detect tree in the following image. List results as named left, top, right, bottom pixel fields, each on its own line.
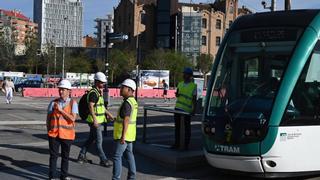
left=0, top=27, right=15, bottom=71
left=65, top=52, right=92, bottom=73
left=24, top=36, right=40, bottom=73
left=142, top=49, right=167, bottom=70
left=197, top=53, right=213, bottom=87
left=109, top=49, right=135, bottom=84
left=165, top=51, right=193, bottom=87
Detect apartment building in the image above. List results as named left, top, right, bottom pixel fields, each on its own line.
left=33, top=0, right=83, bottom=48
left=94, top=14, right=113, bottom=48
left=0, top=9, right=38, bottom=55
left=82, top=35, right=97, bottom=48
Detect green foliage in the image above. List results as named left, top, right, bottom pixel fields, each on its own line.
left=0, top=27, right=15, bottom=71
left=24, top=37, right=40, bottom=73
left=66, top=53, right=92, bottom=73
left=109, top=49, right=135, bottom=84
left=197, top=53, right=213, bottom=75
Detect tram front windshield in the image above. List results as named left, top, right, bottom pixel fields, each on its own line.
left=207, top=28, right=303, bottom=144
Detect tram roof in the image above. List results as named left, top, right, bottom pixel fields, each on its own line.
left=233, top=10, right=320, bottom=31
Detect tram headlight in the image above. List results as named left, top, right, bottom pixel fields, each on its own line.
left=244, top=129, right=261, bottom=137
left=211, top=127, right=216, bottom=134
left=245, top=129, right=251, bottom=136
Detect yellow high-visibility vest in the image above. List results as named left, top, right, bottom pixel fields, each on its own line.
left=86, top=88, right=106, bottom=124
left=114, top=97, right=138, bottom=142
left=175, top=81, right=197, bottom=113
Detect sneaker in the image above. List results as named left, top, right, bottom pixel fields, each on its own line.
left=99, top=160, right=112, bottom=167
left=77, top=154, right=88, bottom=164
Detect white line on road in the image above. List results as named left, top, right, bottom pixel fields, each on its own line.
left=0, top=120, right=45, bottom=125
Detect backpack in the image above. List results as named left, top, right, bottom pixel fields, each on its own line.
left=78, top=89, right=99, bottom=121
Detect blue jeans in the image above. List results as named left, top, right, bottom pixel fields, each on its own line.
left=79, top=123, right=107, bottom=161
left=112, top=140, right=136, bottom=180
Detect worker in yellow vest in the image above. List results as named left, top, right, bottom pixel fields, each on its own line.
left=47, top=79, right=78, bottom=180
left=112, top=79, right=138, bottom=180
left=172, top=67, right=197, bottom=150
left=77, top=72, right=114, bottom=167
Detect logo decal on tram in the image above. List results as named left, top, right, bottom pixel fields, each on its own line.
left=214, top=145, right=240, bottom=153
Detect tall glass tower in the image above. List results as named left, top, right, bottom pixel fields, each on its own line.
left=34, top=0, right=83, bottom=47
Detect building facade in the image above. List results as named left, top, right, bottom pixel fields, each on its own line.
left=94, top=14, right=113, bottom=48
left=82, top=35, right=97, bottom=48
left=114, top=0, right=155, bottom=52
left=113, top=0, right=251, bottom=62
left=0, top=9, right=38, bottom=55
left=33, top=0, right=83, bottom=48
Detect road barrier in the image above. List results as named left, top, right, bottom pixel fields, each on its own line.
left=22, top=88, right=206, bottom=98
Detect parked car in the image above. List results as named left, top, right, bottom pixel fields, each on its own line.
left=15, top=80, right=42, bottom=92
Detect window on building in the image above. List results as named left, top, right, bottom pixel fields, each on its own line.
left=202, top=18, right=207, bottom=29
left=216, top=36, right=221, bottom=46
left=229, top=5, right=234, bottom=14
left=216, top=19, right=221, bottom=29
left=202, top=36, right=207, bottom=46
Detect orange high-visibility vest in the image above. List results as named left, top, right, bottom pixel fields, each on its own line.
left=48, top=98, right=76, bottom=140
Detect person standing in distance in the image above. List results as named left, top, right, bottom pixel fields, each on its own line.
left=112, top=79, right=138, bottom=180
left=77, top=72, right=114, bottom=167
left=162, top=79, right=169, bottom=102
left=47, top=79, right=78, bottom=180
left=3, top=77, right=15, bottom=104
left=172, top=67, right=197, bottom=150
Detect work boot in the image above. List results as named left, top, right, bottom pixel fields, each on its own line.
left=99, top=160, right=112, bottom=167
left=77, top=154, right=88, bottom=164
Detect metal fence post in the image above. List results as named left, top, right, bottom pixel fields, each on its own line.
left=143, top=108, right=147, bottom=143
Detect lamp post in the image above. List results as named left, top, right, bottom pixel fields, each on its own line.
left=135, top=9, right=146, bottom=100
left=104, top=32, right=128, bottom=136
left=62, top=16, right=68, bottom=78
left=104, top=32, right=128, bottom=103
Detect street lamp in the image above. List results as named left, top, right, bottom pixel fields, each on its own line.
left=135, top=9, right=146, bottom=100
left=103, top=32, right=128, bottom=136
left=62, top=16, right=68, bottom=78
left=104, top=32, right=129, bottom=104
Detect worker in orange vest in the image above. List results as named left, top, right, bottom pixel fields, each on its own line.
left=47, top=79, right=78, bottom=180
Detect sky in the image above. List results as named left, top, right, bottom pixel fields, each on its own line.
left=0, top=0, right=319, bottom=36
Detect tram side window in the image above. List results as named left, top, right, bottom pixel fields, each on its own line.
left=282, top=42, right=320, bottom=125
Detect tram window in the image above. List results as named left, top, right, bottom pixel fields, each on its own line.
left=282, top=44, right=320, bottom=126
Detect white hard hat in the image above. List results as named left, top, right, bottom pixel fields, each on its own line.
left=94, top=72, right=107, bottom=83
left=58, top=79, right=72, bottom=90
left=121, top=79, right=136, bottom=91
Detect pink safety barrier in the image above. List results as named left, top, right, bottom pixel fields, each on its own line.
left=23, top=88, right=207, bottom=98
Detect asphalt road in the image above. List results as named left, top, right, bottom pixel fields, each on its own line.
left=0, top=95, right=319, bottom=180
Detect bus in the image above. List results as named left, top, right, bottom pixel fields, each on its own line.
left=202, top=10, right=320, bottom=178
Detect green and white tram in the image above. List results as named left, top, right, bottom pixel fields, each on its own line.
left=202, top=10, right=320, bottom=177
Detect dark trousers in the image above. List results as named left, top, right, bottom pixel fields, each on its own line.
left=174, top=113, right=191, bottom=149
left=48, top=136, right=73, bottom=179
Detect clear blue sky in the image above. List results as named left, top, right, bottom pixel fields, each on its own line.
left=0, top=0, right=319, bottom=36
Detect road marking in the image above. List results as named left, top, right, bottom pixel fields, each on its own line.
left=8, top=114, right=26, bottom=120
left=0, top=120, right=45, bottom=125
left=158, top=178, right=177, bottom=180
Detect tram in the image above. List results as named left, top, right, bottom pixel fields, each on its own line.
left=202, top=10, right=320, bottom=177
